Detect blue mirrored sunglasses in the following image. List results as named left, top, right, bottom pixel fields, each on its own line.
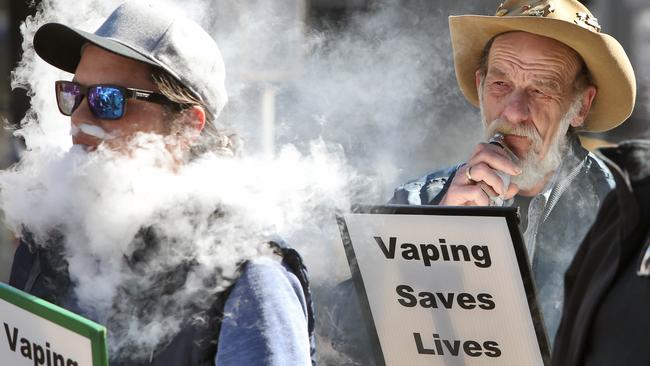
left=55, top=80, right=183, bottom=120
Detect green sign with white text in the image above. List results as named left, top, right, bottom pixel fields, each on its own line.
left=0, top=283, right=108, bottom=366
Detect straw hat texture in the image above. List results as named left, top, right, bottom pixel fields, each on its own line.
left=449, top=0, right=636, bottom=132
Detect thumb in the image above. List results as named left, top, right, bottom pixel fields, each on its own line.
left=504, top=183, right=519, bottom=200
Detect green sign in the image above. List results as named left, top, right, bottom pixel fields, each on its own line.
left=0, top=282, right=108, bottom=366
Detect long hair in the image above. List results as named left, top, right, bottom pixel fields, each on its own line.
left=151, top=69, right=241, bottom=158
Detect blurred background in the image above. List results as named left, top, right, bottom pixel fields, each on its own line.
left=0, top=0, right=648, bottom=285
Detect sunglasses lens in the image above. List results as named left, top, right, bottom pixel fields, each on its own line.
left=55, top=81, right=82, bottom=116
left=88, top=86, right=125, bottom=120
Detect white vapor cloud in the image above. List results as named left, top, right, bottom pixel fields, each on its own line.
left=6, top=0, right=492, bottom=363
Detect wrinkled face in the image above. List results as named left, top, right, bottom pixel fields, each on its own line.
left=70, top=45, right=170, bottom=151
left=478, top=32, right=588, bottom=189
left=479, top=32, right=583, bottom=158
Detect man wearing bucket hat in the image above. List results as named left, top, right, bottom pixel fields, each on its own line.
left=329, top=1, right=636, bottom=360
left=8, top=1, right=315, bottom=365
left=387, top=0, right=636, bottom=344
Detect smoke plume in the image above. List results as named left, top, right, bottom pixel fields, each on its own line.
left=6, top=0, right=494, bottom=363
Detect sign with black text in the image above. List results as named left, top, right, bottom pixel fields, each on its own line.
left=0, top=283, right=108, bottom=366
left=338, top=205, right=549, bottom=366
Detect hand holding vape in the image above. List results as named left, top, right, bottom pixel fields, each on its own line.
left=486, top=133, right=520, bottom=206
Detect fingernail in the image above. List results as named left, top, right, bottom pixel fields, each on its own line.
left=515, top=167, right=522, bottom=175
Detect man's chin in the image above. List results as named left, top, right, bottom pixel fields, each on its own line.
left=510, top=173, right=544, bottom=192
left=511, top=159, right=559, bottom=192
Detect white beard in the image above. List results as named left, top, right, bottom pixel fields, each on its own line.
left=479, top=88, right=583, bottom=191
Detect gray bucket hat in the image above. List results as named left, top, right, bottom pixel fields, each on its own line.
left=33, top=0, right=228, bottom=119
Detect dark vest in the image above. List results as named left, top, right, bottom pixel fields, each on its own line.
left=9, top=238, right=315, bottom=365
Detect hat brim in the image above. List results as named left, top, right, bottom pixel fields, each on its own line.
left=33, top=23, right=161, bottom=75
left=449, top=15, right=636, bottom=132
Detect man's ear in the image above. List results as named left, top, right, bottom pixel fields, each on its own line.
left=168, top=106, right=206, bottom=157
left=475, top=69, right=483, bottom=91
left=182, top=105, right=206, bottom=132
left=571, top=85, right=597, bottom=128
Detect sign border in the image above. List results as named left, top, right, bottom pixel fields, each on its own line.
left=0, top=282, right=109, bottom=366
left=336, top=204, right=551, bottom=366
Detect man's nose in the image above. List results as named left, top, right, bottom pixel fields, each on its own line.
left=500, top=90, right=530, bottom=125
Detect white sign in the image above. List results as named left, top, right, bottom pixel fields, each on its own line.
left=0, top=289, right=97, bottom=366
left=340, top=208, right=547, bottom=365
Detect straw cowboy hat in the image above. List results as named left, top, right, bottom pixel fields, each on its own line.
left=449, top=0, right=636, bottom=132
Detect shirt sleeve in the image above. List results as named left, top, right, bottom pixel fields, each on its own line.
left=388, top=165, right=460, bottom=206
left=215, top=257, right=312, bottom=366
